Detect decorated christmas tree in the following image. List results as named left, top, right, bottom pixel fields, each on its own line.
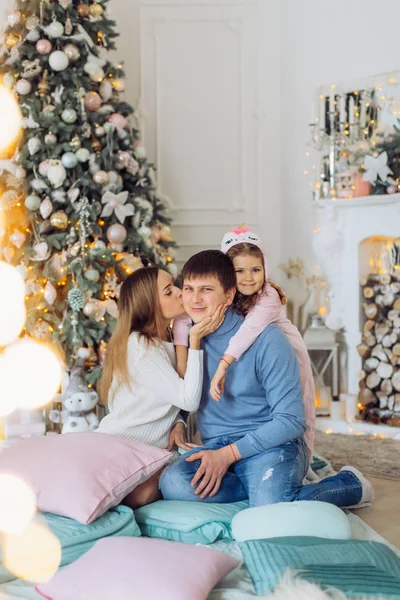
left=0, top=0, right=177, bottom=388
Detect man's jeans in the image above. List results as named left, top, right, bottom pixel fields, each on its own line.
left=159, top=435, right=362, bottom=507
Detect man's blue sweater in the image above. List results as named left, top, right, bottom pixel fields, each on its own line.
left=197, top=308, right=306, bottom=459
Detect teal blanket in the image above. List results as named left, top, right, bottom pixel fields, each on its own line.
left=0, top=505, right=140, bottom=584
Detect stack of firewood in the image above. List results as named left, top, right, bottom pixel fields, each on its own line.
left=357, top=272, right=400, bottom=426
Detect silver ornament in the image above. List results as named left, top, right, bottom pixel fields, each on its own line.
left=45, top=132, right=57, bottom=145
left=40, top=197, right=53, bottom=219
left=28, top=136, right=41, bottom=156
left=61, top=152, right=78, bottom=169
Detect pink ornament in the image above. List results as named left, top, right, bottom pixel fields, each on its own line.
left=15, top=79, right=31, bottom=95
left=106, top=223, right=127, bottom=245
left=151, top=226, right=161, bottom=243
left=84, top=91, right=102, bottom=112
left=93, top=170, right=109, bottom=185
left=36, top=39, right=52, bottom=55
left=109, top=113, right=127, bottom=129
left=38, top=160, right=50, bottom=177
left=115, top=151, right=130, bottom=169
left=387, top=185, right=397, bottom=194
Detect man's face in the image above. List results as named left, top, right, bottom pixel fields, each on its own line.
left=182, top=276, right=235, bottom=323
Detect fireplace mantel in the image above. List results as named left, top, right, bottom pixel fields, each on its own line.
left=311, top=195, right=400, bottom=397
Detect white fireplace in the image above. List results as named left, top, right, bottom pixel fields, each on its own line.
left=312, top=194, right=400, bottom=399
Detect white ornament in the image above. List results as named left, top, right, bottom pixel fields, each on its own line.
left=44, top=281, right=57, bottom=305
left=47, top=160, right=67, bottom=188
left=362, top=152, right=392, bottom=184
left=107, top=171, right=118, bottom=184
left=28, top=136, right=41, bottom=156
left=106, top=223, right=127, bottom=245
left=52, top=190, right=66, bottom=203
left=15, top=79, right=32, bottom=95
left=38, top=160, right=50, bottom=177
left=49, top=51, right=69, bottom=72
left=105, top=298, right=119, bottom=319
left=45, top=21, right=64, bottom=38
left=99, top=79, right=113, bottom=101
left=3, top=73, right=14, bottom=89
left=61, top=109, right=77, bottom=124
left=40, top=197, right=53, bottom=219
left=8, top=10, right=22, bottom=27
left=10, top=230, right=26, bottom=248
left=76, top=148, right=90, bottom=162
left=61, top=152, right=78, bottom=169
left=15, top=167, right=26, bottom=180
left=45, top=132, right=57, bottom=145
left=32, top=242, right=50, bottom=261
left=95, top=126, right=105, bottom=137
left=31, top=178, right=49, bottom=191
left=101, top=190, right=135, bottom=224
left=135, top=145, right=146, bottom=159
left=26, top=29, right=41, bottom=43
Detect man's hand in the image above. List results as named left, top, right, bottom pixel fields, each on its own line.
left=167, top=421, right=200, bottom=452
left=186, top=446, right=236, bottom=499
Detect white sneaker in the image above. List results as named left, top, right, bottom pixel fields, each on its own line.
left=340, top=466, right=375, bottom=509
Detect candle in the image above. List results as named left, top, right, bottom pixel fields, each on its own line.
left=339, top=94, right=346, bottom=123
left=349, top=96, right=355, bottom=125
left=329, top=92, right=335, bottom=114
left=359, top=92, right=367, bottom=129
left=319, top=95, right=326, bottom=131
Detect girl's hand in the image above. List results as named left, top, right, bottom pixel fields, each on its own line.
left=189, top=304, right=227, bottom=346
left=210, top=362, right=227, bottom=401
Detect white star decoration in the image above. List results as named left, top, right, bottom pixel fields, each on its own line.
left=101, top=190, right=135, bottom=223
left=362, top=151, right=392, bottom=184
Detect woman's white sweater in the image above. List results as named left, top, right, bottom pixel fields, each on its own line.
left=97, top=332, right=203, bottom=448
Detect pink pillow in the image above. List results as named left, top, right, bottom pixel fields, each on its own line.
left=36, top=537, right=239, bottom=600
left=0, top=432, right=171, bottom=524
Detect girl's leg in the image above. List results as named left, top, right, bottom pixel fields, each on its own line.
left=122, top=467, right=164, bottom=509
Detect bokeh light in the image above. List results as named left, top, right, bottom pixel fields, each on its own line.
left=0, top=339, right=61, bottom=411
left=3, top=520, right=61, bottom=583
left=0, top=474, right=36, bottom=534
left=0, top=84, right=22, bottom=156
left=0, top=262, right=26, bottom=347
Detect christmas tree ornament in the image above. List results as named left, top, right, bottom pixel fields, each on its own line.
left=151, top=225, right=161, bottom=243
left=15, top=79, right=32, bottom=95
left=135, top=144, right=146, bottom=159
left=65, top=17, right=73, bottom=35
left=47, top=160, right=67, bottom=188
left=99, top=79, right=112, bottom=102
left=38, top=71, right=50, bottom=97
left=95, top=125, right=105, bottom=137
left=84, top=62, right=104, bottom=82
left=69, top=241, right=81, bottom=257
left=115, top=151, right=130, bottom=169
left=89, top=3, right=103, bottom=18
left=26, top=29, right=41, bottom=45
left=111, top=78, right=125, bottom=92
left=31, top=320, right=52, bottom=341
left=40, top=197, right=53, bottom=219
left=10, top=230, right=26, bottom=249
left=83, top=300, right=97, bottom=317
left=77, top=3, right=90, bottom=17
left=64, top=43, right=80, bottom=62
left=28, top=136, right=41, bottom=156
left=45, top=132, right=57, bottom=145
left=15, top=167, right=26, bottom=180
left=160, top=224, right=173, bottom=242
left=44, top=21, right=64, bottom=38
left=38, top=160, right=50, bottom=177
left=69, top=136, right=81, bottom=151
left=139, top=225, right=151, bottom=240
left=61, top=108, right=78, bottom=124
left=76, top=148, right=90, bottom=162
left=36, top=39, right=52, bottom=55
left=109, top=113, right=127, bottom=129
left=82, top=122, right=91, bottom=138
left=2, top=73, right=14, bottom=89
left=107, top=171, right=118, bottom=184
left=5, top=32, right=21, bottom=49
left=84, top=91, right=102, bottom=111
left=25, top=15, right=40, bottom=30
left=93, top=170, right=108, bottom=185
left=52, top=189, right=66, bottom=203
left=85, top=268, right=100, bottom=282
left=49, top=51, right=69, bottom=72
left=91, top=239, right=106, bottom=253
left=44, top=281, right=57, bottom=305
left=106, top=223, right=127, bottom=245
left=2, top=247, right=16, bottom=262
left=8, top=10, right=22, bottom=27
left=32, top=242, right=49, bottom=261
left=50, top=210, right=68, bottom=230
left=61, top=152, right=78, bottom=169
left=68, top=287, right=85, bottom=311
left=59, top=0, right=73, bottom=9
left=21, top=58, right=42, bottom=79
left=127, top=158, right=139, bottom=175
left=101, top=190, right=134, bottom=223
left=91, top=136, right=102, bottom=154
left=31, top=178, right=48, bottom=192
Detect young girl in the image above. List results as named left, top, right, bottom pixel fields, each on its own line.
left=174, top=227, right=315, bottom=459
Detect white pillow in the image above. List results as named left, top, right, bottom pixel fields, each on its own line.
left=231, top=501, right=351, bottom=542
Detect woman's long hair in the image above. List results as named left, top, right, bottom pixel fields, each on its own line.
left=227, top=243, right=287, bottom=316
left=99, top=267, right=166, bottom=405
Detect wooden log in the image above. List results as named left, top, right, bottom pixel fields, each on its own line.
left=357, top=343, right=370, bottom=358
left=364, top=320, right=376, bottom=333
left=358, top=369, right=366, bottom=382
left=365, top=335, right=376, bottom=347
left=381, top=379, right=393, bottom=396
left=364, top=357, right=379, bottom=372
left=371, top=344, right=389, bottom=362
left=393, top=343, right=400, bottom=356
left=394, top=394, right=400, bottom=412
left=375, top=294, right=384, bottom=307
left=394, top=299, right=400, bottom=310
left=363, top=286, right=375, bottom=299
left=392, top=371, right=400, bottom=392
left=394, top=318, right=400, bottom=328
left=383, top=292, right=395, bottom=307
left=391, top=282, right=400, bottom=294
left=384, top=347, right=393, bottom=361
left=388, top=309, right=400, bottom=321
left=380, top=274, right=392, bottom=285
left=382, top=333, right=398, bottom=347
left=375, top=323, right=389, bottom=341
left=378, top=395, right=388, bottom=409
left=358, top=388, right=373, bottom=405
left=360, top=277, right=368, bottom=287
left=366, top=372, right=381, bottom=390
left=364, top=303, right=377, bottom=319
left=377, top=362, right=393, bottom=379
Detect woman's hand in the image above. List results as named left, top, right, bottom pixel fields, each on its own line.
left=189, top=305, right=227, bottom=349
left=167, top=421, right=200, bottom=451
left=210, top=363, right=227, bottom=401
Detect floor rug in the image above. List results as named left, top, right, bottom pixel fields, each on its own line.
left=314, top=430, right=400, bottom=481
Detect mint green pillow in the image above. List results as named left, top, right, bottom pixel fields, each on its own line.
left=232, top=501, right=351, bottom=542
left=135, top=500, right=248, bottom=545
left=240, top=537, right=400, bottom=597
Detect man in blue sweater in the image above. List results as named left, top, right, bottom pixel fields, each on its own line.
left=160, top=250, right=373, bottom=508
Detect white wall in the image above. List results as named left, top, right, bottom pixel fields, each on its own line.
left=280, top=0, right=400, bottom=275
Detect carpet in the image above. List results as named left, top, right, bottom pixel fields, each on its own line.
left=314, top=430, right=400, bottom=481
